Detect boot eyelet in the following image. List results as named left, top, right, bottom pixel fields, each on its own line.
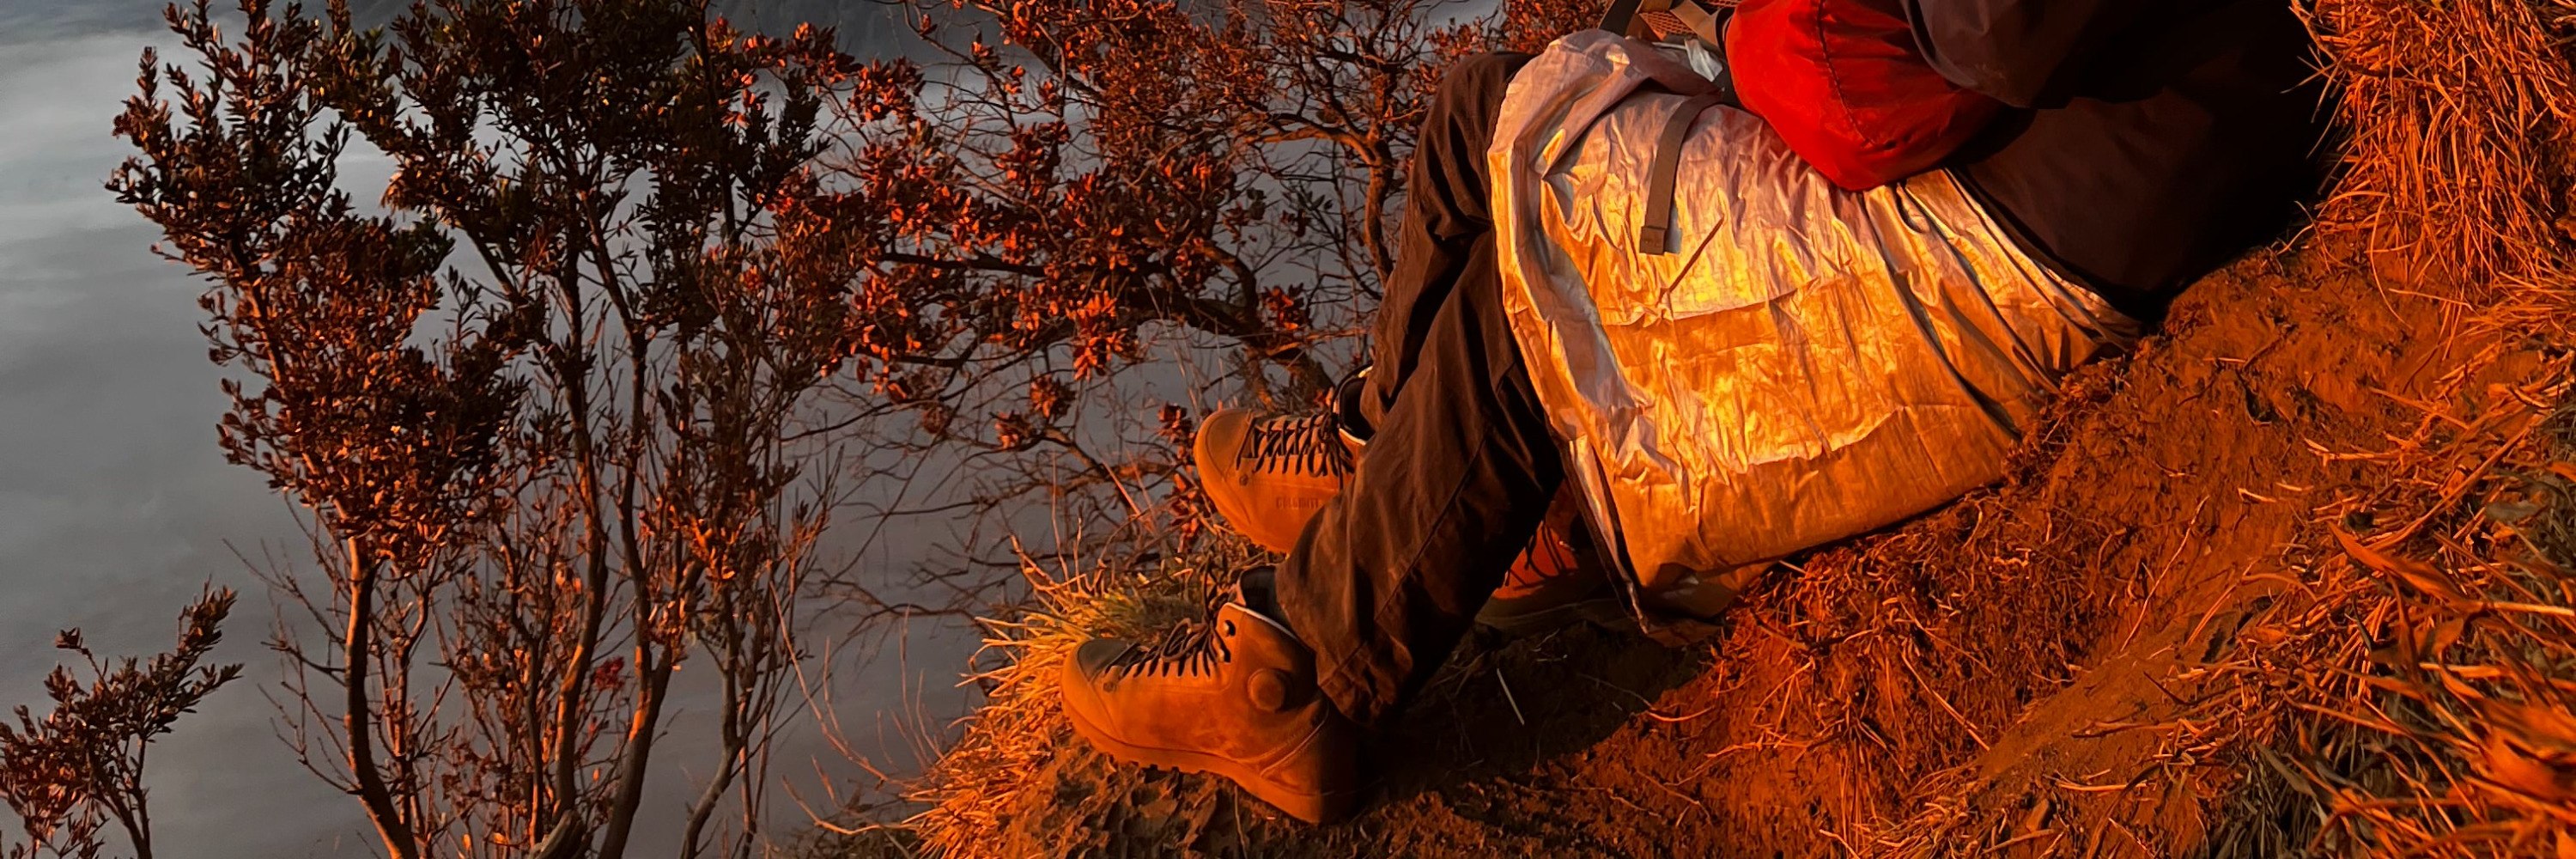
left=1223, top=619, right=1237, bottom=637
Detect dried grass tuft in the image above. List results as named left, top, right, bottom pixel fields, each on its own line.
left=2301, top=0, right=2576, bottom=292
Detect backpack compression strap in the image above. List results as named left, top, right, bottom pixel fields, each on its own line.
left=1639, top=92, right=1729, bottom=253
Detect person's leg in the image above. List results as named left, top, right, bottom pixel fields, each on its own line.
left=1249, top=50, right=1567, bottom=726
left=1251, top=50, right=1565, bottom=727
left=1056, top=246, right=1560, bottom=821
left=1352, top=51, right=1533, bottom=434
left=1277, top=228, right=1565, bottom=727
left=1056, top=52, right=1564, bottom=824
left=1185, top=52, right=1534, bottom=552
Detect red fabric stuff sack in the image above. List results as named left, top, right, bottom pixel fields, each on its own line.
left=1725, top=0, right=2001, bottom=191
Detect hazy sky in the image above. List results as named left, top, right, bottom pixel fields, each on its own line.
left=0, top=3, right=980, bottom=856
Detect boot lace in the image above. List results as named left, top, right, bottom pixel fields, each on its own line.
left=1233, top=414, right=1354, bottom=478
left=1103, top=615, right=1236, bottom=679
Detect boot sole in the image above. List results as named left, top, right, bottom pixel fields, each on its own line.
left=1062, top=705, right=1358, bottom=824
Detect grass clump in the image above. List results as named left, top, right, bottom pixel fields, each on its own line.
left=2302, top=0, right=2576, bottom=291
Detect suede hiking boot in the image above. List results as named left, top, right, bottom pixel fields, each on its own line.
left=1060, top=598, right=1362, bottom=823
left=1193, top=409, right=1361, bottom=554
left=1473, top=486, right=1628, bottom=636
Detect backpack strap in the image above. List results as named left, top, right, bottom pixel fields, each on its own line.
left=1639, top=91, right=1729, bottom=254
left=1596, top=0, right=1740, bottom=253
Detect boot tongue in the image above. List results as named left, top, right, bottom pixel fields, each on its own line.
left=1232, top=567, right=1295, bottom=637
left=1333, top=369, right=1378, bottom=445
left=1102, top=574, right=1297, bottom=679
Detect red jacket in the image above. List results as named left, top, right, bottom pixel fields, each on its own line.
left=1727, top=0, right=1998, bottom=191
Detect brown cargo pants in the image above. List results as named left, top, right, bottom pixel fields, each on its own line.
left=1275, top=52, right=1562, bottom=727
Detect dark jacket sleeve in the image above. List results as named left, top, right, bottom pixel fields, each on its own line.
left=1902, top=0, right=2151, bottom=108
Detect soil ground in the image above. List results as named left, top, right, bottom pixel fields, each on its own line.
left=957, top=239, right=2541, bottom=857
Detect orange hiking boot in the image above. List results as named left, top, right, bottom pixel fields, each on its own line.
left=1060, top=595, right=1362, bottom=823
left=1193, top=409, right=1361, bottom=553
left=1473, top=485, right=1627, bottom=636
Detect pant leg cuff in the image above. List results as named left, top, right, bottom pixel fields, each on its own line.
left=1313, top=649, right=1394, bottom=728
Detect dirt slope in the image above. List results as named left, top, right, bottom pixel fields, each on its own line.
left=951, top=236, right=2536, bottom=858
